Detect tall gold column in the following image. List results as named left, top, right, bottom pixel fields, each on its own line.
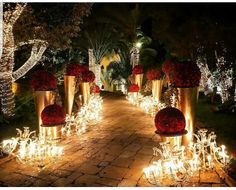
left=41, top=124, right=63, bottom=141
left=80, top=82, right=90, bottom=104
left=152, top=79, right=163, bottom=102
left=64, top=75, right=76, bottom=116
left=177, top=87, right=199, bottom=146
left=34, top=91, right=54, bottom=133
left=135, top=74, right=143, bottom=92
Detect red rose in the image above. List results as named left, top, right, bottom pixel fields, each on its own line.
left=146, top=68, right=163, bottom=80
left=162, top=60, right=176, bottom=75
left=66, top=64, right=89, bottom=76
left=30, top=70, right=57, bottom=91
left=90, top=85, right=100, bottom=93
left=129, top=84, right=140, bottom=92
left=168, top=61, right=201, bottom=88
left=41, top=104, right=66, bottom=126
left=132, top=65, right=143, bottom=75
left=155, top=107, right=186, bottom=134
left=82, top=70, right=95, bottom=83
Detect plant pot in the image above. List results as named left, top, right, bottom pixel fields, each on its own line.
left=64, top=75, right=76, bottom=116
left=135, top=73, right=143, bottom=92
left=80, top=82, right=90, bottom=104
left=34, top=91, right=55, bottom=133
left=41, top=124, right=64, bottom=141
left=177, top=87, right=199, bottom=146
left=152, top=79, right=163, bottom=103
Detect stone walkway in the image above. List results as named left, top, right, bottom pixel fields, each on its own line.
left=0, top=93, right=233, bottom=187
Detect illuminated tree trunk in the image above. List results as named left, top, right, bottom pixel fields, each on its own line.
left=0, top=4, right=47, bottom=117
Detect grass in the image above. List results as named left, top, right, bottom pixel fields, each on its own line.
left=196, top=95, right=236, bottom=154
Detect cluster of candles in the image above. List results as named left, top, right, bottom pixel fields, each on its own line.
left=143, top=129, right=231, bottom=185
left=0, top=127, right=63, bottom=167
left=127, top=93, right=166, bottom=116
left=62, top=94, right=103, bottom=136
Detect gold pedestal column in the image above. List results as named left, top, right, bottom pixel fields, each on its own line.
left=135, top=74, right=143, bottom=92
left=161, top=136, right=183, bottom=149
left=177, top=87, right=199, bottom=146
left=152, top=79, right=163, bottom=102
left=41, top=124, right=63, bottom=141
left=80, top=82, right=90, bottom=104
left=34, top=91, right=54, bottom=133
left=64, top=75, right=76, bottom=116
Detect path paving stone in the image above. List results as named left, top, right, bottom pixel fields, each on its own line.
left=0, top=94, right=233, bottom=187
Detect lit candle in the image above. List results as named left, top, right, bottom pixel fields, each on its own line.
left=207, top=155, right=212, bottom=168
left=221, top=145, right=226, bottom=164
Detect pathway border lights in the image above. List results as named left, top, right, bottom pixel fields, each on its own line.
left=143, top=129, right=231, bottom=186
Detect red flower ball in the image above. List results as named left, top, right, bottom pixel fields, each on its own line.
left=132, top=65, right=143, bottom=75
left=41, top=104, right=66, bottom=126
left=30, top=70, right=57, bottom=91
left=162, top=60, right=176, bottom=75
left=129, top=84, right=140, bottom=92
left=82, top=70, right=95, bottom=83
left=90, top=85, right=100, bottom=93
left=146, top=68, right=163, bottom=80
left=169, top=61, right=201, bottom=88
left=155, top=107, right=186, bottom=134
left=66, top=64, right=88, bottom=76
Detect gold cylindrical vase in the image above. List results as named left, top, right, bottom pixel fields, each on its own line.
left=41, top=124, right=63, bottom=141
left=177, top=87, right=199, bottom=146
left=152, top=79, right=163, bottom=102
left=34, top=91, right=54, bottom=133
left=64, top=75, right=76, bottom=116
left=131, top=92, right=138, bottom=99
left=135, top=74, right=143, bottom=92
left=80, top=82, right=90, bottom=104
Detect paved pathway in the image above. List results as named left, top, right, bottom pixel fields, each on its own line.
left=0, top=93, right=231, bottom=186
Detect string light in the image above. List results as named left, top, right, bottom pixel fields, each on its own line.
left=62, top=94, right=103, bottom=137
left=143, top=129, right=231, bottom=185
left=0, top=127, right=63, bottom=168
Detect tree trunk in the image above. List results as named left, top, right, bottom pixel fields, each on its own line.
left=0, top=26, right=15, bottom=117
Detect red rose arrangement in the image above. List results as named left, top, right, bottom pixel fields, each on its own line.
left=90, top=85, right=100, bottom=93
left=82, top=70, right=95, bottom=83
left=132, top=65, right=143, bottom=75
left=168, top=61, right=201, bottom=88
left=129, top=84, right=140, bottom=92
left=41, top=104, right=66, bottom=126
left=155, top=107, right=186, bottom=134
left=30, top=70, right=57, bottom=91
left=66, top=64, right=88, bottom=76
left=162, top=60, right=176, bottom=75
left=146, top=68, right=163, bottom=81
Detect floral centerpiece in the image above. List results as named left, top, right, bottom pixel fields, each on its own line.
left=64, top=64, right=88, bottom=115
left=66, top=63, right=88, bottom=76
left=147, top=68, right=164, bottom=102
left=41, top=104, right=66, bottom=126
left=80, top=71, right=95, bottom=104
left=132, top=65, right=143, bottom=75
left=82, top=70, right=95, bottom=83
left=146, top=68, right=163, bottom=81
left=41, top=104, right=66, bottom=140
left=129, top=84, right=140, bottom=92
left=30, top=70, right=57, bottom=91
left=168, top=61, right=201, bottom=88
left=155, top=107, right=186, bottom=135
left=30, top=70, right=57, bottom=130
left=132, top=65, right=143, bottom=92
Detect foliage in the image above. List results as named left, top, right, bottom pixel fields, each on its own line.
left=106, top=61, right=132, bottom=82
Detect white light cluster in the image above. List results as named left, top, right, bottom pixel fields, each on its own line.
left=139, top=96, right=166, bottom=116
left=127, top=93, right=166, bottom=116
left=0, top=127, right=63, bottom=168
left=143, top=129, right=231, bottom=185
left=62, top=95, right=103, bottom=136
